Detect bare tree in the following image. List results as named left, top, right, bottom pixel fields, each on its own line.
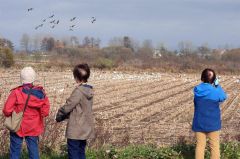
left=108, top=37, right=124, bottom=47
left=90, top=37, right=95, bottom=48
left=109, top=36, right=136, bottom=51
left=33, top=35, right=41, bottom=51
left=178, top=41, right=194, bottom=55
left=20, top=33, right=30, bottom=53
left=142, top=39, right=153, bottom=50
left=61, top=36, right=71, bottom=47
left=157, top=43, right=168, bottom=54
left=197, top=43, right=211, bottom=58
left=88, top=37, right=101, bottom=48
left=70, top=36, right=80, bottom=47
left=138, top=39, right=154, bottom=59
left=41, top=37, right=55, bottom=52
left=95, top=38, right=101, bottom=48
left=82, top=36, right=91, bottom=47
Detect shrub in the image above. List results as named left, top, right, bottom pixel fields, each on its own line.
left=102, top=46, right=134, bottom=64
left=222, top=49, right=240, bottom=62
left=0, top=48, right=14, bottom=68
left=95, top=58, right=115, bottom=69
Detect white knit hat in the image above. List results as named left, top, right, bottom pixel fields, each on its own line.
left=20, top=67, right=36, bottom=84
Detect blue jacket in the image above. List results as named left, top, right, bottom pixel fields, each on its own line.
left=192, top=83, right=227, bottom=132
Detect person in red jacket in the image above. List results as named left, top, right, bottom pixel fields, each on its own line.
left=2, top=67, right=50, bottom=159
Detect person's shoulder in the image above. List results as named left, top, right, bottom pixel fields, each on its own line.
left=10, top=85, right=23, bottom=92
left=198, top=83, right=214, bottom=88
left=195, top=82, right=205, bottom=87
left=76, top=84, right=93, bottom=89
left=33, top=85, right=47, bottom=93
left=33, top=85, right=44, bottom=90
left=194, top=83, right=214, bottom=94
left=194, top=83, right=204, bottom=90
left=72, top=86, right=82, bottom=93
left=81, top=84, right=93, bottom=89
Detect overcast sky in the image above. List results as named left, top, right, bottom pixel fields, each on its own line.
left=0, top=0, right=240, bottom=50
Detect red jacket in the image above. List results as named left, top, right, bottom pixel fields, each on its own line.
left=3, top=84, right=50, bottom=137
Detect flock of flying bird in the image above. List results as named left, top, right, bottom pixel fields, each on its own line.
left=27, top=8, right=97, bottom=31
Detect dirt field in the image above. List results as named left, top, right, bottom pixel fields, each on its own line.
left=0, top=69, right=240, bottom=146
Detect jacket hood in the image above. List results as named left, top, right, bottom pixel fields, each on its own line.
left=79, top=84, right=93, bottom=100
left=194, top=83, right=214, bottom=97
left=15, top=85, right=47, bottom=108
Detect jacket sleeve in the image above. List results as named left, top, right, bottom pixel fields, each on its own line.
left=41, top=96, right=50, bottom=117
left=2, top=90, right=17, bottom=117
left=56, top=88, right=81, bottom=122
left=216, top=85, right=227, bottom=102
left=56, top=107, right=70, bottom=122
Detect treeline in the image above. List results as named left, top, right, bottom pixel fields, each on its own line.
left=2, top=34, right=240, bottom=73
left=19, top=33, right=101, bottom=52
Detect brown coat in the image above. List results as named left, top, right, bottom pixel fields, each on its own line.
left=56, top=84, right=95, bottom=140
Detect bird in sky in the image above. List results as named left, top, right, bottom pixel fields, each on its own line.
left=49, top=14, right=54, bottom=18
left=70, top=17, right=76, bottom=21
left=35, top=24, right=43, bottom=30
left=29, top=8, right=97, bottom=32
left=50, top=20, right=55, bottom=23
left=28, top=8, right=33, bottom=12
left=55, top=20, right=60, bottom=24
left=91, top=17, right=96, bottom=23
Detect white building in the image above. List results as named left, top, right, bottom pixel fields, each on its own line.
left=153, top=49, right=162, bottom=58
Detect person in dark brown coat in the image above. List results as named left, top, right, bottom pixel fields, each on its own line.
left=56, top=64, right=94, bottom=159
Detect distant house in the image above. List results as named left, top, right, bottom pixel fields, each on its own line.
left=176, top=52, right=183, bottom=56
left=153, top=49, right=162, bottom=58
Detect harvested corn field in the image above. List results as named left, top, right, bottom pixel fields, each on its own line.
left=0, top=69, right=240, bottom=148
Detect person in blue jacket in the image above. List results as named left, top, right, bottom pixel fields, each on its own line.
left=192, top=68, right=227, bottom=159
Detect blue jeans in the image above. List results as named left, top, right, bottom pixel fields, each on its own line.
left=10, top=132, right=39, bottom=159
left=67, top=139, right=87, bottom=159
